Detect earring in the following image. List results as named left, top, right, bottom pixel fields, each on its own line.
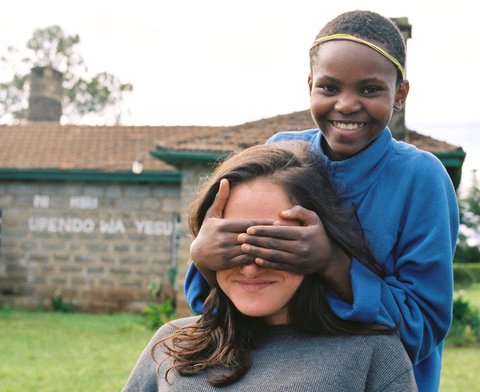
left=393, top=105, right=401, bottom=112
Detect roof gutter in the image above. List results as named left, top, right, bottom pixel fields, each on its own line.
left=0, top=168, right=181, bottom=183
left=433, top=150, right=466, bottom=167
left=150, top=149, right=231, bottom=164
left=433, top=150, right=466, bottom=190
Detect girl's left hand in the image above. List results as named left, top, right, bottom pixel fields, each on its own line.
left=238, top=205, right=344, bottom=275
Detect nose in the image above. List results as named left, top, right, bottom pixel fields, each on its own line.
left=334, top=92, right=361, bottom=115
left=239, top=262, right=262, bottom=277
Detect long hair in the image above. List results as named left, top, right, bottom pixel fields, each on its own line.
left=156, top=141, right=394, bottom=387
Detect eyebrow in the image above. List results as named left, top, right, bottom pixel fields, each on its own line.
left=314, top=75, right=388, bottom=86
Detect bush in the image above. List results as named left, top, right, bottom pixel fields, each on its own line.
left=454, top=267, right=476, bottom=288
left=141, top=278, right=177, bottom=329
left=454, top=243, right=480, bottom=263
left=142, top=298, right=176, bottom=329
left=454, top=263, right=480, bottom=288
left=447, top=293, right=480, bottom=346
left=51, top=291, right=76, bottom=313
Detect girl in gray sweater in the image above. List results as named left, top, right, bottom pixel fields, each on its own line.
left=122, top=142, right=416, bottom=391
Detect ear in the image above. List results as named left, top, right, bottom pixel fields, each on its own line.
left=308, top=73, right=313, bottom=95
left=394, top=80, right=410, bottom=110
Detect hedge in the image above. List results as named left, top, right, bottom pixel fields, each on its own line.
left=454, top=263, right=480, bottom=287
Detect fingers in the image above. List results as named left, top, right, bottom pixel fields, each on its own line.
left=220, top=219, right=276, bottom=234
left=240, top=242, right=292, bottom=263
left=223, top=253, right=257, bottom=269
left=246, top=243, right=322, bottom=275
left=244, top=224, right=306, bottom=240
left=255, top=258, right=295, bottom=272
left=239, top=231, right=293, bottom=250
left=205, top=178, right=230, bottom=219
left=280, top=205, right=321, bottom=226
left=244, top=206, right=322, bottom=238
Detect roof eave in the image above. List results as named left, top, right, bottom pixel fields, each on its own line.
left=433, top=149, right=466, bottom=167
left=0, top=168, right=182, bottom=183
left=150, top=149, right=231, bottom=163
left=432, top=149, right=466, bottom=190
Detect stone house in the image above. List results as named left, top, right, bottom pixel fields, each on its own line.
left=0, top=109, right=466, bottom=314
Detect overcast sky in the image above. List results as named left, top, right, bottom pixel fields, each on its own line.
left=1, top=0, right=478, bottom=191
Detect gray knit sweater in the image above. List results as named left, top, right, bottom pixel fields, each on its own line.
left=122, top=316, right=417, bottom=391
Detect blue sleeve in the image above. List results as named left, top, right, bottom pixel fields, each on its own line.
left=184, top=262, right=210, bottom=314
left=327, top=159, right=458, bottom=365
left=266, top=129, right=320, bottom=144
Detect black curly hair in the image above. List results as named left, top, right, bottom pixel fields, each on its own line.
left=310, top=10, right=406, bottom=81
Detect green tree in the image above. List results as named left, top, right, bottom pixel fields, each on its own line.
left=0, top=25, right=132, bottom=124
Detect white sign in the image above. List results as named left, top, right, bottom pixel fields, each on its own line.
left=134, top=220, right=173, bottom=236
left=28, top=217, right=173, bottom=236
left=33, top=195, right=98, bottom=210
left=28, top=217, right=95, bottom=233
left=69, top=196, right=98, bottom=210
left=33, top=195, right=50, bottom=209
left=99, top=219, right=126, bottom=234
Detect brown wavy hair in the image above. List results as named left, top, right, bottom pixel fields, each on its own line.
left=155, top=141, right=394, bottom=387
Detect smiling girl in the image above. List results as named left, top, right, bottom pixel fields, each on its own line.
left=185, top=11, right=458, bottom=392
left=122, top=142, right=416, bottom=391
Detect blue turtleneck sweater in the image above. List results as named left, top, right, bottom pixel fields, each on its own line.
left=184, top=128, right=458, bottom=392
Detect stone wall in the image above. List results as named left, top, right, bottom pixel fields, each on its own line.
left=0, top=180, right=181, bottom=312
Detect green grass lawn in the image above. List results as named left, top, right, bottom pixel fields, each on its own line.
left=0, top=309, right=153, bottom=392
left=0, top=304, right=478, bottom=391
left=441, top=345, right=480, bottom=392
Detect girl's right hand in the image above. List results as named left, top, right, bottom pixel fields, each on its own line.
left=190, top=179, right=274, bottom=287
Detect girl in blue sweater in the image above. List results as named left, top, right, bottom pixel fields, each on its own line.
left=185, top=10, right=458, bottom=392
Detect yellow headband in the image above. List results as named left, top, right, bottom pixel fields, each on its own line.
left=310, top=33, right=405, bottom=80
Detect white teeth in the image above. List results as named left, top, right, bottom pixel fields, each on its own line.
left=332, top=121, right=365, bottom=130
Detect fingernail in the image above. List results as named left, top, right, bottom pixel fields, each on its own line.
left=241, top=244, right=250, bottom=252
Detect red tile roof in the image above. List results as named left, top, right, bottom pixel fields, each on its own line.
left=0, top=122, right=227, bottom=172
left=0, top=111, right=461, bottom=172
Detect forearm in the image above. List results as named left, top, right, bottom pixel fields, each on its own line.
left=328, top=258, right=453, bottom=363
left=320, top=249, right=353, bottom=303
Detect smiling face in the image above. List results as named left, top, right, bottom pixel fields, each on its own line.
left=216, top=178, right=304, bottom=325
left=308, top=40, right=409, bottom=161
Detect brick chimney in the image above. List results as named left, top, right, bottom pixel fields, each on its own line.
left=388, top=17, right=412, bottom=141
left=28, top=66, right=63, bottom=122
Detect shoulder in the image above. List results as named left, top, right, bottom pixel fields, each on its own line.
left=153, top=315, right=201, bottom=339
left=137, top=316, right=201, bottom=356
left=364, top=334, right=406, bottom=353
left=331, top=333, right=405, bottom=353
left=267, top=128, right=320, bottom=144
left=386, top=139, right=456, bottom=198
left=363, top=334, right=413, bottom=370
left=390, top=139, right=448, bottom=176
left=362, top=334, right=417, bottom=391
left=121, top=316, right=201, bottom=392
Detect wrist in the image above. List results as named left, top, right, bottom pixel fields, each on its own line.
left=320, top=246, right=353, bottom=303
left=196, top=264, right=217, bottom=288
